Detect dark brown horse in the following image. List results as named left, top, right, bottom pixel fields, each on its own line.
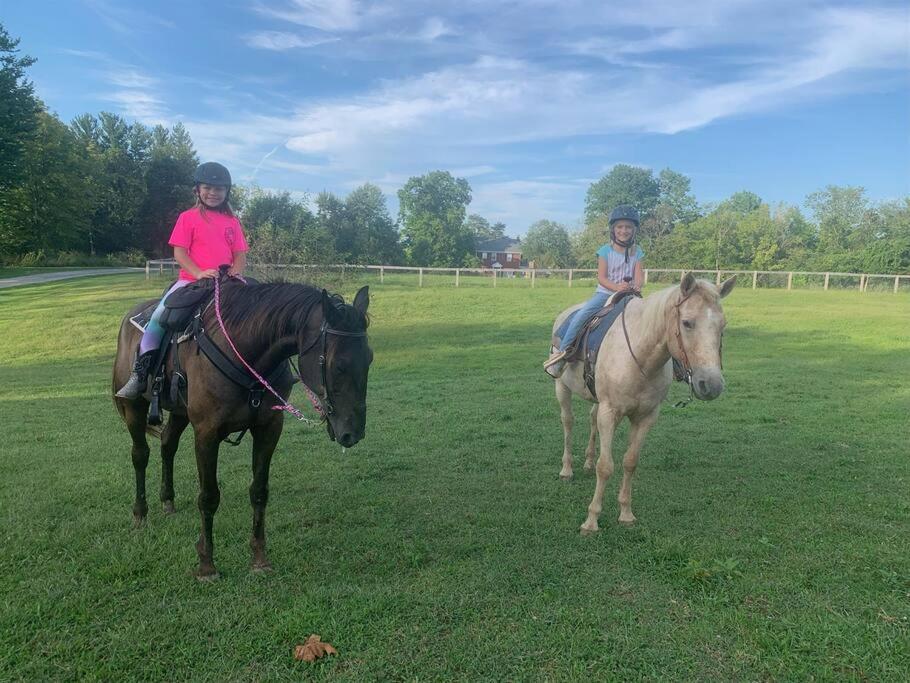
left=112, top=279, right=372, bottom=580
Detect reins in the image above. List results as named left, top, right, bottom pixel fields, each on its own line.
left=211, top=276, right=364, bottom=426
left=621, top=288, right=710, bottom=408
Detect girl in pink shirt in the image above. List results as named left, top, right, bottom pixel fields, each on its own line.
left=116, top=162, right=249, bottom=399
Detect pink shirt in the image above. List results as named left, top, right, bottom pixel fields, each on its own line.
left=168, top=207, right=249, bottom=281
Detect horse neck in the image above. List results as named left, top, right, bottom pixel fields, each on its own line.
left=629, top=287, right=678, bottom=374
left=214, top=286, right=324, bottom=370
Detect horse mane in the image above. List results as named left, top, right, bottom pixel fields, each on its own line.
left=218, top=281, right=368, bottom=343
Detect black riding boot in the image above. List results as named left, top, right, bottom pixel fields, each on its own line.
left=116, top=350, right=156, bottom=399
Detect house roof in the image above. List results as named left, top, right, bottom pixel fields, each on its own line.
left=476, top=237, right=521, bottom=253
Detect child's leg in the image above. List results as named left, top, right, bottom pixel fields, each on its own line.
left=558, top=292, right=610, bottom=352
left=139, top=280, right=191, bottom=354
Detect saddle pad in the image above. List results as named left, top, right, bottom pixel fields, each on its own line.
left=129, top=302, right=157, bottom=332
left=554, top=294, right=633, bottom=357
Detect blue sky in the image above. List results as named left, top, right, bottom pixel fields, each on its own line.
left=6, top=0, right=909, bottom=235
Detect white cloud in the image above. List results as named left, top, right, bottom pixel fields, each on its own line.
left=253, top=0, right=362, bottom=31
left=244, top=31, right=340, bottom=50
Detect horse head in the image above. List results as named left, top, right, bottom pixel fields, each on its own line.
left=299, top=286, right=372, bottom=447
left=669, top=272, right=736, bottom=400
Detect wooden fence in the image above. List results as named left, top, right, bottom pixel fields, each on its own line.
left=145, top=261, right=909, bottom=293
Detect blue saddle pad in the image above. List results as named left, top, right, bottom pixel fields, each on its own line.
left=555, top=295, right=633, bottom=356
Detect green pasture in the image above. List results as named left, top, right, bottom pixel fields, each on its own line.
left=0, top=273, right=908, bottom=680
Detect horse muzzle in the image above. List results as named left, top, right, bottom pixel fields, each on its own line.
left=691, top=368, right=725, bottom=401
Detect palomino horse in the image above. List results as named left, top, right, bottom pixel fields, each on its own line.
left=112, top=278, right=372, bottom=579
left=552, top=272, right=735, bottom=534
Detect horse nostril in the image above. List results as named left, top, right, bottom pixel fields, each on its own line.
left=698, top=379, right=709, bottom=395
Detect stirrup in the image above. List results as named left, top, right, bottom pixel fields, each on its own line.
left=543, top=349, right=566, bottom=369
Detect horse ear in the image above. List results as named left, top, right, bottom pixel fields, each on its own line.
left=680, top=271, right=696, bottom=296
left=719, top=275, right=736, bottom=299
left=353, top=286, right=370, bottom=315
left=322, top=289, right=341, bottom=326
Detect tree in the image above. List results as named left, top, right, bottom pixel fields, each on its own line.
left=523, top=220, right=572, bottom=268
left=0, top=112, right=93, bottom=256
left=584, top=164, right=660, bottom=226
left=0, top=23, right=40, bottom=192
left=243, top=188, right=334, bottom=265
left=805, top=185, right=867, bottom=253
left=398, top=171, right=473, bottom=266
left=718, top=191, right=763, bottom=215
left=465, top=214, right=505, bottom=243
left=344, top=183, right=402, bottom=264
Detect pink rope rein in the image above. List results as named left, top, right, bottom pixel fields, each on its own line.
left=212, top=276, right=324, bottom=423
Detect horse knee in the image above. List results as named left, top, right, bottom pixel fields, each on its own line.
left=197, top=489, right=220, bottom=514
left=249, top=485, right=269, bottom=507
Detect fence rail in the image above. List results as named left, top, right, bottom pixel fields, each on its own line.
left=145, top=260, right=910, bottom=293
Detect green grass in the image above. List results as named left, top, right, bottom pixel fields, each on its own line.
left=1, top=273, right=908, bottom=681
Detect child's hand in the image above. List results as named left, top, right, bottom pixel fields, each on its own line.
left=227, top=267, right=243, bottom=277
left=197, top=268, right=219, bottom=279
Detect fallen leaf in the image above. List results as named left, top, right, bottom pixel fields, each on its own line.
left=294, top=634, right=338, bottom=662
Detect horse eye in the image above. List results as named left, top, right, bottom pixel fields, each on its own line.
left=682, top=320, right=695, bottom=329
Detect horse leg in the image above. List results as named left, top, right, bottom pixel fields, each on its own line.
left=160, top=413, right=189, bottom=515
left=580, top=404, right=618, bottom=535
left=249, top=419, right=283, bottom=573
left=193, top=429, right=221, bottom=581
left=556, top=381, right=575, bottom=480
left=617, top=410, right=659, bottom=525
left=123, top=401, right=151, bottom=527
left=583, top=404, right=598, bottom=472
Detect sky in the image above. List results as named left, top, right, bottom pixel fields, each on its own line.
left=5, top=0, right=909, bottom=235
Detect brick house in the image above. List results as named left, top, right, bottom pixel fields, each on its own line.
left=476, top=237, right=525, bottom=268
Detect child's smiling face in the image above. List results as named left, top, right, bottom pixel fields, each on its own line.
left=612, top=219, right=635, bottom=242
left=197, top=183, right=228, bottom=208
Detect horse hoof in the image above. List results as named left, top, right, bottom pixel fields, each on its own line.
left=251, top=562, right=273, bottom=574
left=579, top=523, right=599, bottom=536
left=195, top=570, right=220, bottom=583
left=559, top=472, right=573, bottom=481
left=162, top=501, right=176, bottom=515
left=131, top=514, right=146, bottom=529
left=618, top=516, right=636, bottom=526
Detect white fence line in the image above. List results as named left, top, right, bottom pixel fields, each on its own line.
left=145, top=260, right=909, bottom=293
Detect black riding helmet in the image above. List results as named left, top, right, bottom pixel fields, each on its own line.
left=193, top=161, right=232, bottom=188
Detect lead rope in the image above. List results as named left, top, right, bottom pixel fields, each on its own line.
left=213, top=276, right=321, bottom=426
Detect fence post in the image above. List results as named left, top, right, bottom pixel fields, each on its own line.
left=531, top=269, right=536, bottom=288
left=380, top=266, right=384, bottom=284
left=716, top=270, right=721, bottom=285
left=752, top=271, right=757, bottom=290
left=493, top=269, right=497, bottom=288
left=824, top=273, right=830, bottom=291
left=787, top=272, right=793, bottom=290
left=145, top=261, right=150, bottom=280
left=419, top=268, right=423, bottom=288
left=859, top=274, right=865, bottom=292
left=643, top=269, right=649, bottom=285
left=455, top=269, right=460, bottom=287
left=568, top=269, right=573, bottom=287
left=159, top=262, right=163, bottom=276
left=895, top=276, right=901, bottom=294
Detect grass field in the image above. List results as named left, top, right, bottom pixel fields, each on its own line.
left=0, top=273, right=908, bottom=680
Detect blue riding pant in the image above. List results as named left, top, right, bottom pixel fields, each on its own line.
left=558, top=291, right=610, bottom=352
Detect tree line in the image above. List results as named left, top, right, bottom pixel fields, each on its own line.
left=1, top=24, right=907, bottom=274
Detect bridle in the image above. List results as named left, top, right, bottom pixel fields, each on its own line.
left=621, top=289, right=724, bottom=407
left=296, top=320, right=367, bottom=418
